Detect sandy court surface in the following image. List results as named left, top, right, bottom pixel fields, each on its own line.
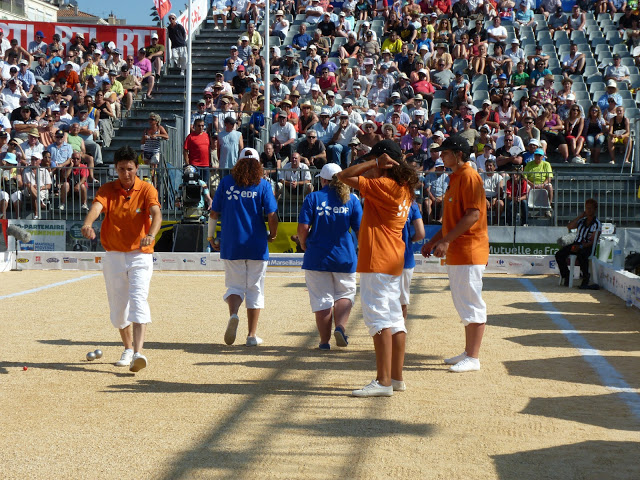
left=1, top=270, right=639, bottom=479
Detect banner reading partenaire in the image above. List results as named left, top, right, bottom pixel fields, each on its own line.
left=0, top=21, right=165, bottom=60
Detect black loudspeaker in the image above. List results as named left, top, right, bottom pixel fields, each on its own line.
left=171, top=223, right=207, bottom=252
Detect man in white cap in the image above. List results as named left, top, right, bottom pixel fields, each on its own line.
left=237, top=36, right=252, bottom=63
left=327, top=111, right=360, bottom=168
left=145, top=32, right=165, bottom=76
left=270, top=10, right=290, bottom=41
left=167, top=13, right=187, bottom=75
left=209, top=146, right=279, bottom=347
left=211, top=0, right=230, bottom=30
left=507, top=38, right=525, bottom=66
left=523, top=147, right=554, bottom=210
left=597, top=79, right=622, bottom=111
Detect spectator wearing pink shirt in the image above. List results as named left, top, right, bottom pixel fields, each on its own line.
left=135, top=48, right=155, bottom=98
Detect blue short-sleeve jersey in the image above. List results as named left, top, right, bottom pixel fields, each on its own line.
left=212, top=175, right=278, bottom=260
left=298, top=186, right=362, bottom=273
left=403, top=202, right=422, bottom=269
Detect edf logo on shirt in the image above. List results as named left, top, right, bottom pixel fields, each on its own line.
left=226, top=186, right=258, bottom=200
left=397, top=200, right=410, bottom=218
left=317, top=201, right=350, bottom=216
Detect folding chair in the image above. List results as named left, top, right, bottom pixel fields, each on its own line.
left=527, top=188, right=551, bottom=220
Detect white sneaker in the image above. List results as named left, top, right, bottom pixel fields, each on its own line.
left=352, top=380, right=393, bottom=397
left=129, top=352, right=148, bottom=372
left=81, top=203, right=89, bottom=211
left=449, top=356, right=481, bottom=373
left=391, top=379, right=406, bottom=391
left=59, top=204, right=64, bottom=211
left=214, top=25, right=220, bottom=30
left=444, top=351, right=467, bottom=365
left=224, top=314, right=239, bottom=345
left=246, top=336, right=263, bottom=347
left=115, top=349, right=133, bottom=367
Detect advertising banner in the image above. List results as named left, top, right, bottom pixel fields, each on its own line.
left=0, top=21, right=165, bottom=59
left=8, top=220, right=65, bottom=251
left=176, top=0, right=208, bottom=37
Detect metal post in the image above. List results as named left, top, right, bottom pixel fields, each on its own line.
left=185, top=0, right=193, bottom=138
left=263, top=6, right=271, bottom=149
left=631, top=120, right=640, bottom=173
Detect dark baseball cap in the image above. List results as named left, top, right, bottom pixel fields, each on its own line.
left=430, top=134, right=471, bottom=156
left=357, top=139, right=403, bottom=162
left=60, top=100, right=69, bottom=107
left=55, top=129, right=65, bottom=137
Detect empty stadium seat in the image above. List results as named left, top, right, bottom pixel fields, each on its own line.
left=574, top=91, right=591, bottom=101
left=625, top=108, right=640, bottom=120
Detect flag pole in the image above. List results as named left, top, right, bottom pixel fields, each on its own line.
left=185, top=0, right=193, bottom=138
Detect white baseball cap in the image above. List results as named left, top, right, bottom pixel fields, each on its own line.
left=239, top=147, right=259, bottom=161
left=433, top=131, right=445, bottom=138
left=316, top=163, right=342, bottom=180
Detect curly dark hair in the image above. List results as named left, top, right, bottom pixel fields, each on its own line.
left=387, top=159, right=419, bottom=201
left=114, top=145, right=137, bottom=164
left=232, top=157, right=263, bottom=187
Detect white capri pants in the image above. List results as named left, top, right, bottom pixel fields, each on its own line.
left=171, top=46, right=188, bottom=70
left=304, top=270, right=356, bottom=312
left=360, top=272, right=407, bottom=336
left=102, top=251, right=154, bottom=329
left=223, top=259, right=268, bottom=309
left=447, top=264, right=487, bottom=326
left=399, top=267, right=414, bottom=306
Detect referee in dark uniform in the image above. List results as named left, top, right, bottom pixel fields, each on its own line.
left=556, top=198, right=602, bottom=288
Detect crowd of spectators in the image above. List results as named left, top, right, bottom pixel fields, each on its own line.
left=184, top=0, right=639, bottom=224
left=0, top=25, right=171, bottom=217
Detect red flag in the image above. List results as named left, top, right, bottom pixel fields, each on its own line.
left=154, top=0, right=172, bottom=19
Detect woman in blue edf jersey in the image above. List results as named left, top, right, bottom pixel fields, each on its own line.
left=297, top=163, right=363, bottom=350
left=209, top=148, right=279, bottom=347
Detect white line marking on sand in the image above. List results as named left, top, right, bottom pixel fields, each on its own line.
left=520, top=278, right=640, bottom=420
left=0, top=274, right=100, bottom=300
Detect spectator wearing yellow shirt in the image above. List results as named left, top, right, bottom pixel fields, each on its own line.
left=381, top=31, right=403, bottom=55
left=523, top=148, right=554, bottom=207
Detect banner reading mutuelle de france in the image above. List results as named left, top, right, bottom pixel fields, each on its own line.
left=0, top=21, right=165, bottom=60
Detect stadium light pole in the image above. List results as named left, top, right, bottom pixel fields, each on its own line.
left=263, top=6, right=271, bottom=144
left=185, top=0, right=193, bottom=138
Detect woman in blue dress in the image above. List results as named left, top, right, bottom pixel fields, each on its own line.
left=297, top=163, right=363, bottom=350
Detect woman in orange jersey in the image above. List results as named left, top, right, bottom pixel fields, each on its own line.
left=338, top=140, right=419, bottom=397
left=421, top=135, right=489, bottom=373
left=81, top=146, right=162, bottom=373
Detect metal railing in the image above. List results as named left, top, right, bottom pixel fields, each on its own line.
left=2, top=166, right=639, bottom=226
